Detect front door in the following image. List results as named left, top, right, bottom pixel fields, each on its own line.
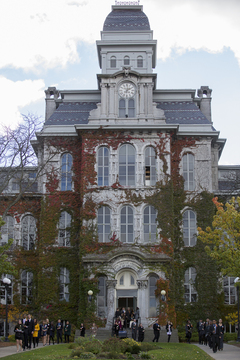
left=118, top=297, right=134, bottom=309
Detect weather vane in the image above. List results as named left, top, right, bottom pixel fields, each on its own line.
left=115, top=1, right=140, bottom=5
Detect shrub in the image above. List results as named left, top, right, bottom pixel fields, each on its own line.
left=224, top=333, right=237, bottom=342
left=102, top=337, right=127, bottom=353
left=140, top=343, right=155, bottom=352
left=139, top=352, right=151, bottom=359
left=126, top=353, right=134, bottom=360
left=80, top=352, right=96, bottom=359
left=107, top=351, right=120, bottom=359
left=70, top=349, right=83, bottom=358
left=69, top=343, right=78, bottom=349
left=8, top=335, right=16, bottom=342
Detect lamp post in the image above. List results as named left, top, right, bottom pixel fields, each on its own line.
left=2, top=277, right=11, bottom=342
left=161, top=290, right=166, bottom=302
left=88, top=290, right=93, bottom=303
left=234, top=277, right=240, bottom=342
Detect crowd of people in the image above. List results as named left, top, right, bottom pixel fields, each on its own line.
left=14, top=314, right=72, bottom=352
left=185, top=318, right=225, bottom=353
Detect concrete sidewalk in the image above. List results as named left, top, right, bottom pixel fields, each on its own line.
left=194, top=343, right=240, bottom=360
left=0, top=343, right=45, bottom=358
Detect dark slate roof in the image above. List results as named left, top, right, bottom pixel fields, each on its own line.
left=45, top=102, right=98, bottom=125
left=103, top=9, right=150, bottom=31
left=156, top=101, right=210, bottom=125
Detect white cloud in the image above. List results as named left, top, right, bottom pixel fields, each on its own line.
left=0, top=76, right=45, bottom=128
left=1, top=0, right=239, bottom=72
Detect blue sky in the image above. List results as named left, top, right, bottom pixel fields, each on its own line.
left=1, top=0, right=240, bottom=165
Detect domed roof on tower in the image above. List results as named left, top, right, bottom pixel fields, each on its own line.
left=103, top=5, right=150, bottom=32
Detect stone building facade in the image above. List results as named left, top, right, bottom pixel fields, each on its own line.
left=1, top=4, right=238, bottom=330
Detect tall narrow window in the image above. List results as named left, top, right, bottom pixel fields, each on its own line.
left=58, top=212, right=71, bottom=247
left=21, top=271, right=33, bottom=305
left=143, top=206, right=157, bottom=243
left=98, top=206, right=111, bottom=242
left=183, top=210, right=197, bottom=247
left=184, top=267, right=197, bottom=303
left=22, top=215, right=36, bottom=250
left=120, top=205, right=134, bottom=243
left=1, top=216, right=14, bottom=246
left=119, top=144, right=135, bottom=186
left=119, top=99, right=126, bottom=117
left=137, top=56, right=143, bottom=68
left=183, top=153, right=195, bottom=190
left=128, top=99, right=135, bottom=117
left=223, top=277, right=237, bottom=304
left=145, top=147, right=156, bottom=186
left=110, top=56, right=116, bottom=68
left=97, top=276, right=107, bottom=317
left=60, top=267, right=69, bottom=301
left=98, top=147, right=109, bottom=186
left=61, top=153, right=72, bottom=191
left=124, top=56, right=130, bottom=66
left=149, top=275, right=158, bottom=317
left=0, top=275, right=13, bottom=304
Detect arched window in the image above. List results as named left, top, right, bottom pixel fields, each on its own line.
left=60, top=267, right=69, bottom=301
left=223, top=276, right=237, bottom=304
left=183, top=153, right=195, bottom=191
left=137, top=56, right=143, bottom=68
left=149, top=275, right=158, bottom=317
left=61, top=153, right=72, bottom=191
left=97, top=276, right=107, bottom=317
left=144, top=147, right=156, bottom=186
left=98, top=147, right=109, bottom=186
left=110, top=56, right=116, bottom=68
left=119, top=144, right=135, bottom=186
left=119, top=99, right=126, bottom=117
left=1, top=216, right=14, bottom=246
left=184, top=267, right=197, bottom=303
left=128, top=99, right=135, bottom=117
left=120, top=205, right=134, bottom=243
left=21, top=270, right=33, bottom=305
left=124, top=56, right=130, bottom=65
left=119, top=99, right=135, bottom=118
left=143, top=206, right=157, bottom=243
left=98, top=206, right=111, bottom=242
left=22, top=215, right=36, bottom=250
left=183, top=210, right=197, bottom=246
left=58, top=211, right=71, bottom=247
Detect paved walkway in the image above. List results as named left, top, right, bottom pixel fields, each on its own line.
left=0, top=343, right=45, bottom=358
left=194, top=343, right=240, bottom=360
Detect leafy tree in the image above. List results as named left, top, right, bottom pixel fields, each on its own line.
left=0, top=217, right=16, bottom=277
left=198, top=197, right=240, bottom=277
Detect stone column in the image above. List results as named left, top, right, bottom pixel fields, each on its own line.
left=100, top=83, right=108, bottom=118
left=106, top=280, right=117, bottom=329
left=137, top=280, right=148, bottom=327
left=109, top=84, right=115, bottom=117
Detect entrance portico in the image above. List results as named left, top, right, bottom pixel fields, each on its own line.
left=83, top=246, right=169, bottom=329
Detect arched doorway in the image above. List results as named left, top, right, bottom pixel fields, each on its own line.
left=115, top=270, right=138, bottom=311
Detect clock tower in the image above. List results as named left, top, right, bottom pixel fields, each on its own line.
left=89, top=4, right=165, bottom=124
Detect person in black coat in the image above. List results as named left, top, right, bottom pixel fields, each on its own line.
left=26, top=314, right=34, bottom=349
left=185, top=320, right=193, bottom=344
left=218, top=319, right=224, bottom=351
left=138, top=323, right=144, bottom=342
left=14, top=320, right=24, bottom=352
left=152, top=320, right=161, bottom=342
left=80, top=323, right=85, bottom=337
left=56, top=319, right=63, bottom=344
left=49, top=321, right=55, bottom=345
left=210, top=319, right=219, bottom=353
left=131, top=319, right=137, bottom=340
left=166, top=321, right=173, bottom=343
left=22, top=315, right=28, bottom=350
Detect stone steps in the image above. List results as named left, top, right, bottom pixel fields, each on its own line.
left=75, top=328, right=179, bottom=343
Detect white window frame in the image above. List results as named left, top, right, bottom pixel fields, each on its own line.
left=97, top=147, right=109, bottom=186
left=97, top=206, right=111, bottom=242
left=61, top=153, right=73, bottom=191
left=184, top=267, right=197, bottom=303
left=1, top=216, right=14, bottom=246
left=22, top=215, right=36, bottom=250
left=124, top=56, right=130, bottom=66
left=120, top=205, right=134, bottom=243
left=119, top=144, right=136, bottom=186
left=144, top=147, right=156, bottom=186
left=21, top=270, right=33, bottom=305
left=137, top=56, right=143, bottom=68
left=60, top=267, right=69, bottom=302
left=110, top=56, right=116, bottom=68
left=223, top=276, right=237, bottom=305
left=183, top=153, right=195, bottom=191
left=183, top=210, right=197, bottom=247
left=143, top=205, right=157, bottom=243
left=58, top=211, right=71, bottom=247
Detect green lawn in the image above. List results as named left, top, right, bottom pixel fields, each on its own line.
left=1, top=343, right=214, bottom=360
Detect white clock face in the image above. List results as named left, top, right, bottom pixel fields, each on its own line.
left=119, top=83, right=135, bottom=98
